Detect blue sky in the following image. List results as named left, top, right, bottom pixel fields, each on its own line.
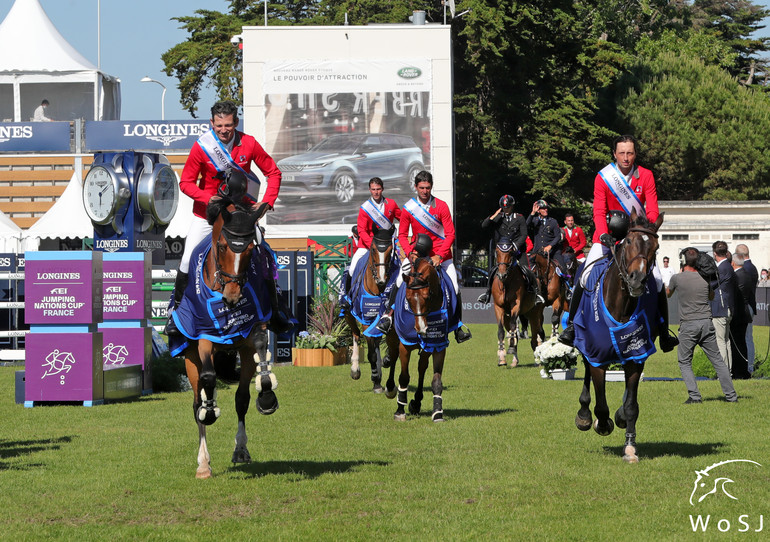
left=2, top=0, right=769, bottom=122
left=0, top=0, right=229, bottom=121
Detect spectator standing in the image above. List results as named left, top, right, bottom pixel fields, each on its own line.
left=562, top=213, right=587, bottom=263
left=730, top=253, right=753, bottom=379
left=710, top=241, right=736, bottom=373
left=759, top=269, right=770, bottom=287
left=660, top=256, right=676, bottom=287
left=735, top=244, right=757, bottom=373
left=667, top=248, right=737, bottom=403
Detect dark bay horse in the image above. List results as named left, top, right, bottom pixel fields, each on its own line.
left=532, top=252, right=571, bottom=339
left=178, top=199, right=278, bottom=478
left=344, top=226, right=400, bottom=393
left=573, top=210, right=664, bottom=463
left=491, top=238, right=541, bottom=367
left=384, top=257, right=448, bottom=422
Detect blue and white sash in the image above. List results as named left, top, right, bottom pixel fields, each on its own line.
left=403, top=198, right=445, bottom=239
left=361, top=199, right=393, bottom=230
left=198, top=129, right=261, bottom=201
left=598, top=163, right=646, bottom=219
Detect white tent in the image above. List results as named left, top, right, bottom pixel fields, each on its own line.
left=0, top=209, right=22, bottom=252
left=22, top=172, right=92, bottom=250
left=0, top=0, right=120, bottom=122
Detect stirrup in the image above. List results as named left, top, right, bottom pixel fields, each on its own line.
left=339, top=296, right=351, bottom=311
left=477, top=292, right=490, bottom=304
left=536, top=294, right=545, bottom=305
left=659, top=330, right=679, bottom=353
left=375, top=314, right=393, bottom=333
left=455, top=327, right=472, bottom=343
left=164, top=310, right=181, bottom=336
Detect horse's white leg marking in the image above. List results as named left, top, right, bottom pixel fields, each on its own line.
left=196, top=422, right=212, bottom=478
left=351, top=333, right=360, bottom=370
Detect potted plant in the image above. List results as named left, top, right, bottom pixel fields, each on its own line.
left=292, top=294, right=351, bottom=367
left=533, top=337, right=579, bottom=380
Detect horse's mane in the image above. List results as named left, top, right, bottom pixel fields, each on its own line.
left=628, top=214, right=653, bottom=231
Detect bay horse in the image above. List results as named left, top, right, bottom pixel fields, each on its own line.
left=573, top=210, right=664, bottom=463
left=344, top=226, right=400, bottom=392
left=490, top=238, right=542, bottom=367
left=384, top=256, right=448, bottom=422
left=175, top=198, right=278, bottom=479
left=532, top=251, right=571, bottom=338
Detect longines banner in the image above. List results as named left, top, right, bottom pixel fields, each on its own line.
left=85, top=120, right=210, bottom=152
left=262, top=59, right=433, bottom=226
left=0, top=122, right=71, bottom=152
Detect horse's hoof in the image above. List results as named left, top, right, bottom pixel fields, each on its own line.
left=394, top=413, right=406, bottom=422
left=623, top=445, right=639, bottom=463
left=350, top=368, right=361, bottom=380
left=196, top=467, right=212, bottom=479
left=510, top=357, right=518, bottom=368
left=498, top=360, right=507, bottom=367
left=408, top=400, right=421, bottom=415
left=232, top=447, right=251, bottom=464
left=593, top=418, right=614, bottom=436
left=385, top=388, right=397, bottom=399
left=372, top=383, right=384, bottom=394
left=257, top=391, right=279, bottom=415
left=614, top=408, right=627, bottom=429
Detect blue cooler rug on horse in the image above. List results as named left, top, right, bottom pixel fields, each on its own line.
left=345, top=254, right=401, bottom=327
left=380, top=267, right=462, bottom=352
left=169, top=238, right=272, bottom=356
left=573, top=258, right=660, bottom=367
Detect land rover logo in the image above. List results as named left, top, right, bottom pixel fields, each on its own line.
left=398, top=67, right=422, bottom=79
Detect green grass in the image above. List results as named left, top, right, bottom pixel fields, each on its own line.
left=2, top=324, right=769, bottom=540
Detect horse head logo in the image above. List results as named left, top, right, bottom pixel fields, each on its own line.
left=689, top=460, right=761, bottom=505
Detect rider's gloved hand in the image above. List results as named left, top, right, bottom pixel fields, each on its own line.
left=599, top=233, right=614, bottom=247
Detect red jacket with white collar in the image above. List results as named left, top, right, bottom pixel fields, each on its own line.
left=592, top=164, right=659, bottom=243
left=356, top=198, right=401, bottom=249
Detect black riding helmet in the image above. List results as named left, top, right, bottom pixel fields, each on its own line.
left=217, top=168, right=249, bottom=201
left=413, top=233, right=433, bottom=257
left=606, top=210, right=630, bottom=240
left=499, top=194, right=515, bottom=209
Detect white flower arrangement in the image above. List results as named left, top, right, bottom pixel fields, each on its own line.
left=533, top=336, right=579, bottom=374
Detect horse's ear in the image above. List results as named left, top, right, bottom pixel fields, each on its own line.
left=630, top=208, right=638, bottom=223
left=653, top=211, right=664, bottom=232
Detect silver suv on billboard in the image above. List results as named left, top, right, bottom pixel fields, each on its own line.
left=277, top=133, right=425, bottom=204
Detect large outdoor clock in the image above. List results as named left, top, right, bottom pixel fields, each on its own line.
left=136, top=154, right=180, bottom=230
left=82, top=156, right=131, bottom=229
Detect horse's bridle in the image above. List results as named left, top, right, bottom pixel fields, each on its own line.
left=369, top=240, right=393, bottom=285
left=212, top=228, right=253, bottom=291
left=495, top=241, right=515, bottom=282
left=405, top=259, right=435, bottom=317
left=612, top=226, right=659, bottom=290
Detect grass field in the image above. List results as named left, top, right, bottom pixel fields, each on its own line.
left=1, top=323, right=768, bottom=541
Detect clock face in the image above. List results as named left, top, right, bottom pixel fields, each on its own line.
left=151, top=165, right=179, bottom=224
left=83, top=166, right=117, bottom=225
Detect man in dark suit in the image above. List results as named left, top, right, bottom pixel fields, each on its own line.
left=710, top=241, right=735, bottom=373
left=735, top=244, right=758, bottom=373
left=731, top=252, right=754, bottom=379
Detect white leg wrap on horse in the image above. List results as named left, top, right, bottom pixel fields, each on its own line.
left=198, top=388, right=221, bottom=422
left=397, top=386, right=408, bottom=406
left=254, top=354, right=278, bottom=391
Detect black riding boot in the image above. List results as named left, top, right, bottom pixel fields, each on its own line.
left=266, top=277, right=293, bottom=334
left=477, top=273, right=495, bottom=304
left=164, top=271, right=188, bottom=336
left=375, top=284, right=400, bottom=333
left=338, top=270, right=352, bottom=311
left=454, top=290, right=472, bottom=343
left=523, top=266, right=545, bottom=304
left=557, top=280, right=584, bottom=346
left=657, top=288, right=679, bottom=353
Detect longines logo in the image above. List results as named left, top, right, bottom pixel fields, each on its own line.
left=135, top=239, right=164, bottom=251
left=122, top=122, right=208, bottom=147
left=688, top=459, right=764, bottom=533
left=0, top=125, right=33, bottom=143
left=95, top=239, right=129, bottom=252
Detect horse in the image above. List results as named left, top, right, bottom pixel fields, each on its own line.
left=384, top=256, right=449, bottom=422
left=343, top=226, right=400, bottom=393
left=532, top=251, right=572, bottom=338
left=573, top=210, right=665, bottom=463
left=490, top=238, right=542, bottom=367
left=171, top=198, right=279, bottom=479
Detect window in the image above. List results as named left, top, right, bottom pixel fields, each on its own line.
left=662, top=234, right=689, bottom=241
left=733, top=234, right=759, bottom=240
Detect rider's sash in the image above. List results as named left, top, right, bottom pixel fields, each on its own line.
left=598, top=163, right=646, bottom=219
left=361, top=199, right=392, bottom=230
left=198, top=129, right=261, bottom=201
left=403, top=198, right=445, bottom=240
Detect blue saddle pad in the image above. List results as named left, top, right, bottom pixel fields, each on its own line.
left=169, top=237, right=271, bottom=356
left=573, top=258, right=660, bottom=367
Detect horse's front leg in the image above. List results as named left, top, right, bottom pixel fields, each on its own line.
left=616, top=364, right=642, bottom=463
left=185, top=346, right=213, bottom=479
left=495, top=303, right=507, bottom=367
left=346, top=315, right=361, bottom=380
left=252, top=324, right=278, bottom=415
left=430, top=349, right=446, bottom=422
left=575, top=357, right=593, bottom=431
left=550, top=300, right=561, bottom=338
left=384, top=330, right=399, bottom=399
left=409, top=350, right=430, bottom=415
left=368, top=337, right=383, bottom=393
left=195, top=340, right=220, bottom=426
left=589, top=364, right=613, bottom=436
left=394, top=343, right=411, bottom=421
left=508, top=303, right=519, bottom=367
left=233, top=346, right=258, bottom=465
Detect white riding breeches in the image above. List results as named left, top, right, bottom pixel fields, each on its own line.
left=348, top=247, right=369, bottom=275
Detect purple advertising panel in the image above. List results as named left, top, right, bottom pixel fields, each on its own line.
left=103, top=253, right=151, bottom=320
left=24, top=252, right=103, bottom=325
left=99, top=324, right=152, bottom=391
left=25, top=332, right=104, bottom=403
